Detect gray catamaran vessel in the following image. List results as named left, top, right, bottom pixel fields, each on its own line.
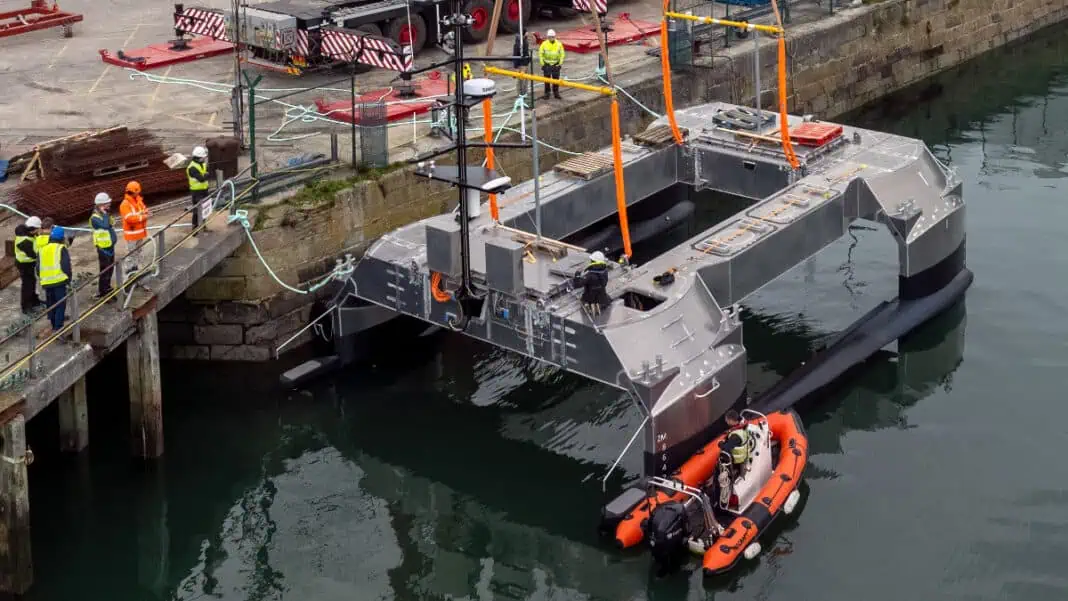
left=281, top=0, right=972, bottom=526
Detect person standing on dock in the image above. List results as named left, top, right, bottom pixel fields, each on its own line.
left=14, top=215, right=44, bottom=314
left=34, top=217, right=54, bottom=256
left=120, top=180, right=148, bottom=276
left=187, top=146, right=210, bottom=235
left=571, top=251, right=611, bottom=316
left=91, top=192, right=117, bottom=300
left=538, top=29, right=565, bottom=100
left=37, top=226, right=71, bottom=337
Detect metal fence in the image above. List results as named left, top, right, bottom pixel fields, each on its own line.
left=666, top=0, right=843, bottom=67
left=244, top=70, right=392, bottom=175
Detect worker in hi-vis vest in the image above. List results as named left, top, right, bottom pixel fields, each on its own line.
left=120, top=181, right=148, bottom=277
left=37, top=226, right=71, bottom=336
left=14, top=215, right=44, bottom=314
left=187, top=145, right=210, bottom=235
left=449, top=62, right=472, bottom=86
left=34, top=217, right=53, bottom=257
left=538, top=29, right=565, bottom=100
left=91, top=192, right=117, bottom=300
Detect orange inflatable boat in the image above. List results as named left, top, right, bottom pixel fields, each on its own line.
left=610, top=409, right=808, bottom=576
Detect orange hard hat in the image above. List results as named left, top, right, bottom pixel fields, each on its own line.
left=126, top=181, right=142, bottom=194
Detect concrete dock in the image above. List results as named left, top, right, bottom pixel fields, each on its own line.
left=0, top=200, right=247, bottom=594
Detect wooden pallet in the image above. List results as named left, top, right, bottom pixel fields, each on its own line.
left=92, top=159, right=150, bottom=178
left=633, top=125, right=689, bottom=147
left=553, top=152, right=616, bottom=180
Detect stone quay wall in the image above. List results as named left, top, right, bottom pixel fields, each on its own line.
left=158, top=0, right=1068, bottom=361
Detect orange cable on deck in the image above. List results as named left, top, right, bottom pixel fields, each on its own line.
left=482, top=98, right=500, bottom=221
left=659, top=0, right=684, bottom=145
left=610, top=98, right=633, bottom=258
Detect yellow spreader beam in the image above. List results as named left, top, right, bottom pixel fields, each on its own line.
left=663, top=11, right=783, bottom=35
left=484, top=66, right=616, bottom=96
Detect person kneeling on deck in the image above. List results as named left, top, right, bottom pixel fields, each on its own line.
left=91, top=192, right=117, bottom=300
left=15, top=216, right=45, bottom=314
left=187, top=146, right=210, bottom=235
left=538, top=30, right=565, bottom=100
left=572, top=251, right=612, bottom=316
left=120, top=180, right=148, bottom=276
left=38, top=226, right=72, bottom=337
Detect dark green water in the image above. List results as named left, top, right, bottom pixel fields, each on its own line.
left=22, top=23, right=1068, bottom=601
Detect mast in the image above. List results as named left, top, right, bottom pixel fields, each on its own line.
left=409, top=0, right=533, bottom=314
left=451, top=0, right=474, bottom=296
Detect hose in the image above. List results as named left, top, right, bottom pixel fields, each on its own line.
left=430, top=271, right=452, bottom=302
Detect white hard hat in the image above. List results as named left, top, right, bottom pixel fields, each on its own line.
left=590, top=251, right=606, bottom=263
left=192, top=146, right=208, bottom=159
left=547, top=29, right=556, bottom=37
left=94, top=192, right=112, bottom=205
left=25, top=216, right=41, bottom=229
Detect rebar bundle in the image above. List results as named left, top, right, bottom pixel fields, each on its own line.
left=12, top=128, right=190, bottom=225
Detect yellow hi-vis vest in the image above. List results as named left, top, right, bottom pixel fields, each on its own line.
left=14, top=235, right=34, bottom=263
left=728, top=427, right=750, bottom=464
left=34, top=233, right=49, bottom=254
left=38, top=242, right=68, bottom=287
left=92, top=212, right=114, bottom=250
left=538, top=39, right=565, bottom=66
left=187, top=160, right=209, bottom=191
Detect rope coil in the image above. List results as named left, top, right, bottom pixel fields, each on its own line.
left=430, top=271, right=452, bottom=302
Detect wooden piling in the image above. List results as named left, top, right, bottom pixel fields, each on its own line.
left=127, top=312, right=163, bottom=458
left=0, top=414, right=33, bottom=595
left=57, top=376, right=89, bottom=453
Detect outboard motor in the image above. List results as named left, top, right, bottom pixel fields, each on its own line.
left=645, top=502, right=690, bottom=572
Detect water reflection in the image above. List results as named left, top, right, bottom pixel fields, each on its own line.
left=844, top=21, right=1068, bottom=175
left=131, top=292, right=964, bottom=601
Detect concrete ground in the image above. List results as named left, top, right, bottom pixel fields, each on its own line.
left=0, top=0, right=835, bottom=175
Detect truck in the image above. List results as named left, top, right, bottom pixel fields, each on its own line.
left=177, top=0, right=578, bottom=75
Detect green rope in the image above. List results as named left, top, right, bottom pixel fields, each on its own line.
left=229, top=210, right=354, bottom=296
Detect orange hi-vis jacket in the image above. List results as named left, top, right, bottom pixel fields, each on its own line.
left=120, top=192, right=148, bottom=241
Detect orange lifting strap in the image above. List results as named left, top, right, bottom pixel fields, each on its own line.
left=659, top=0, right=800, bottom=169
left=610, top=98, right=632, bottom=258
left=770, top=0, right=799, bottom=169
left=482, top=98, right=500, bottom=221
left=659, top=0, right=685, bottom=145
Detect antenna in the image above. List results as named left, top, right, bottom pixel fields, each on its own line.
left=408, top=0, right=533, bottom=317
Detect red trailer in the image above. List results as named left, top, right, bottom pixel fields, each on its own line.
left=0, top=1, right=83, bottom=39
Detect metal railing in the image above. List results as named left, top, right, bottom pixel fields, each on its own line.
left=0, top=165, right=258, bottom=391
left=0, top=143, right=347, bottom=392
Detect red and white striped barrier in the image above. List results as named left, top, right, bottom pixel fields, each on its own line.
left=321, top=27, right=413, bottom=72
left=572, top=0, right=608, bottom=14
left=174, top=7, right=227, bottom=39
left=294, top=29, right=310, bottom=58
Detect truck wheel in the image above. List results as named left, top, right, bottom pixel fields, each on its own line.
left=461, top=0, right=494, bottom=44
left=499, top=0, right=532, bottom=33
left=388, top=14, right=427, bottom=54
